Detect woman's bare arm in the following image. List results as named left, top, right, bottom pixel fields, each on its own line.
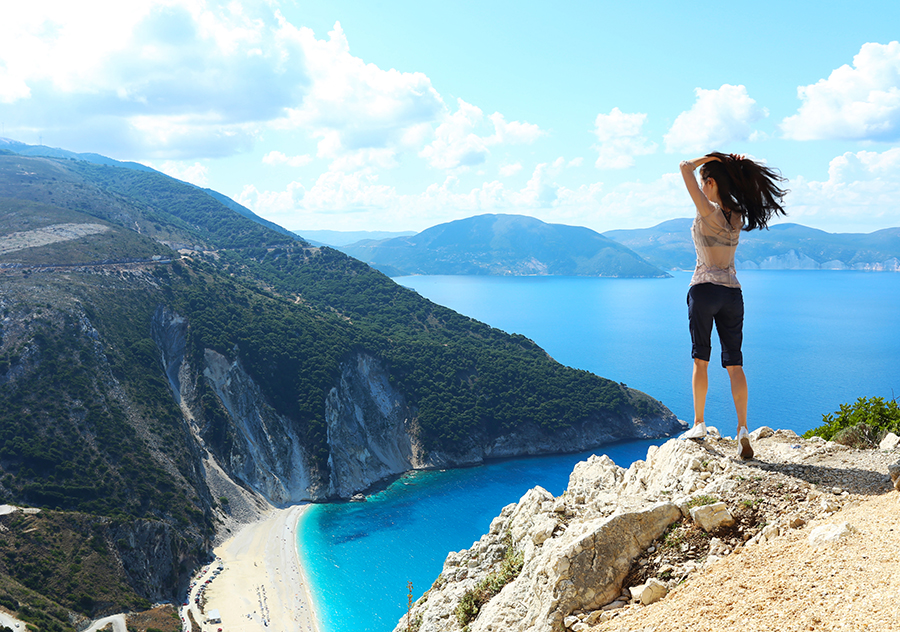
left=680, top=155, right=720, bottom=217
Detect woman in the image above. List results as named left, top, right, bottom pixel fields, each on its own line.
left=678, top=152, right=788, bottom=458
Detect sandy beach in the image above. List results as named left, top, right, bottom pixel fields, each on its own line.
left=199, top=504, right=321, bottom=632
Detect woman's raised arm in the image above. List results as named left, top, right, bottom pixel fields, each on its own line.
left=680, top=155, right=720, bottom=217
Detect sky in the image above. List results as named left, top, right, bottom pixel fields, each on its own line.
left=2, top=0, right=900, bottom=236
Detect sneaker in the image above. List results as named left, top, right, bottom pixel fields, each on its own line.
left=737, top=427, right=754, bottom=459
left=680, top=422, right=707, bottom=440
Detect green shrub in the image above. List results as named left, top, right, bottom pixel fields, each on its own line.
left=685, top=495, right=718, bottom=509
left=803, top=396, right=900, bottom=444
left=455, top=535, right=524, bottom=628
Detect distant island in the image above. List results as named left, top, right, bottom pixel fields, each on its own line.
left=604, top=218, right=900, bottom=271
left=337, top=213, right=670, bottom=278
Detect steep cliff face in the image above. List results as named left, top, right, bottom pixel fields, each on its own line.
left=152, top=305, right=324, bottom=503
left=151, top=305, right=682, bottom=504
left=108, top=518, right=198, bottom=603
left=325, top=353, right=426, bottom=498
left=202, top=348, right=323, bottom=502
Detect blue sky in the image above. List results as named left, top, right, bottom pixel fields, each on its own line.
left=2, top=0, right=900, bottom=235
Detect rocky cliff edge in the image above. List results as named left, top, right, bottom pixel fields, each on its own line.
left=395, top=428, right=900, bottom=632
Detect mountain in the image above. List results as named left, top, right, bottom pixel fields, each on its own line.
left=604, top=219, right=900, bottom=271
left=0, top=152, right=679, bottom=625
left=297, top=228, right=417, bottom=247
left=339, top=214, right=670, bottom=278
left=1, top=137, right=295, bottom=243
left=0, top=136, right=157, bottom=173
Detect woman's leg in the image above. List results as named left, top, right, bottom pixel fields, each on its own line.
left=726, top=365, right=748, bottom=432
left=692, top=358, right=709, bottom=426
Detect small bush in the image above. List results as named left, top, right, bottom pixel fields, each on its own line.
left=685, top=495, right=718, bottom=509
left=804, top=396, right=900, bottom=443
left=455, top=535, right=524, bottom=628
left=831, top=423, right=881, bottom=449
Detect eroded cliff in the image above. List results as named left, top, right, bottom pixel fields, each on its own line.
left=153, top=305, right=681, bottom=504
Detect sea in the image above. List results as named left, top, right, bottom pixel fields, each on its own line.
left=298, top=271, right=900, bottom=632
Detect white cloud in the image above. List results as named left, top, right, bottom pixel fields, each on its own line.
left=664, top=84, right=767, bottom=154
left=0, top=0, right=309, bottom=156
left=419, top=99, right=490, bottom=169
left=148, top=160, right=209, bottom=187
left=280, top=20, right=444, bottom=165
left=237, top=169, right=398, bottom=230
left=0, top=64, right=31, bottom=103
left=488, top=112, right=544, bottom=145
left=419, top=99, right=545, bottom=170
left=781, top=41, right=900, bottom=141
left=499, top=162, right=523, bottom=177
left=787, top=147, right=900, bottom=230
left=237, top=157, right=695, bottom=233
left=262, top=150, right=312, bottom=167
left=592, top=107, right=657, bottom=169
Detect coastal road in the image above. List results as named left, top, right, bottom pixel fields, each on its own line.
left=83, top=615, right=127, bottom=632
left=0, top=611, right=26, bottom=630
left=180, top=558, right=224, bottom=632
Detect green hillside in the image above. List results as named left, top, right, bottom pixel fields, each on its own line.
left=0, top=153, right=677, bottom=625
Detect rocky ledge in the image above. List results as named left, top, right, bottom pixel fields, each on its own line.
left=394, top=427, right=900, bottom=632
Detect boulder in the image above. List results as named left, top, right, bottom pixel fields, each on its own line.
left=638, top=578, right=668, bottom=605
left=470, top=502, right=681, bottom=632
left=689, top=502, right=735, bottom=532
left=880, top=432, right=900, bottom=451
left=750, top=426, right=775, bottom=440
left=807, top=521, right=857, bottom=547
left=888, top=460, right=900, bottom=491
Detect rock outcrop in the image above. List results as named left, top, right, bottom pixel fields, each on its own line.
left=325, top=353, right=424, bottom=498
left=396, top=428, right=899, bottom=632
left=151, top=305, right=681, bottom=504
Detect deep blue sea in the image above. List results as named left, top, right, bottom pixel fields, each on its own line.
left=299, top=271, right=900, bottom=632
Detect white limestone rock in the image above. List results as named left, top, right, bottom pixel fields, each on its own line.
left=888, top=461, right=900, bottom=491
left=808, top=521, right=857, bottom=546
left=468, top=502, right=681, bottom=632
left=880, top=432, right=900, bottom=450
left=750, top=426, right=775, bottom=440
left=639, top=578, right=668, bottom=605
left=689, top=502, right=735, bottom=532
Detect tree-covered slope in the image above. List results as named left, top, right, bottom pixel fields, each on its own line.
left=341, top=213, right=670, bottom=277
left=0, top=153, right=679, bottom=624
left=217, top=245, right=665, bottom=451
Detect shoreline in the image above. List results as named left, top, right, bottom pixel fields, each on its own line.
left=203, top=503, right=321, bottom=632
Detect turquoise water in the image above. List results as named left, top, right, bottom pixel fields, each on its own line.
left=300, top=270, right=900, bottom=632
left=298, top=439, right=664, bottom=632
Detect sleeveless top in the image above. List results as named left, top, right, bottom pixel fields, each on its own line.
left=690, top=202, right=742, bottom=288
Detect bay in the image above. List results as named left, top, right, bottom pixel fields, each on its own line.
left=397, top=271, right=900, bottom=437
left=300, top=270, right=900, bottom=632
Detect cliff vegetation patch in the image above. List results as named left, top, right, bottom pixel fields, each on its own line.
left=455, top=533, right=524, bottom=629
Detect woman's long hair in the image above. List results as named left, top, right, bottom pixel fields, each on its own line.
left=700, top=152, right=789, bottom=231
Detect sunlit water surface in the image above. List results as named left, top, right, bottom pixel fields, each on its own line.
left=300, top=270, right=900, bottom=632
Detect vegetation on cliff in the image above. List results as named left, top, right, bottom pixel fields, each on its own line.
left=802, top=396, right=900, bottom=447
left=0, top=152, right=674, bottom=623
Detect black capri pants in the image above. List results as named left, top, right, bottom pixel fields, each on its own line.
left=687, top=282, right=744, bottom=367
